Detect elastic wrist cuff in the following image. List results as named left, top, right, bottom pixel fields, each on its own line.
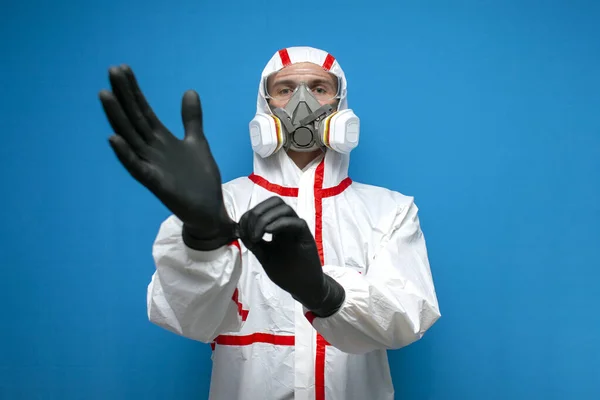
left=182, top=224, right=236, bottom=251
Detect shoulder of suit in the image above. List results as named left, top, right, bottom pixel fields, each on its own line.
left=223, top=176, right=254, bottom=191
left=349, top=180, right=415, bottom=210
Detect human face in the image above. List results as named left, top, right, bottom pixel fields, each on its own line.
left=265, top=62, right=340, bottom=109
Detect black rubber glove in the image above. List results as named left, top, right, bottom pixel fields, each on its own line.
left=98, top=65, right=238, bottom=250
left=239, top=196, right=345, bottom=318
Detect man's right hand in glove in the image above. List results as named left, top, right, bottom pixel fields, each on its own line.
left=98, top=65, right=238, bottom=251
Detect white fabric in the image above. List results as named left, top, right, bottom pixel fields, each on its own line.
left=147, top=46, right=441, bottom=400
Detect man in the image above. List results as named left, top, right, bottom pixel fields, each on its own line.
left=99, top=46, right=441, bottom=400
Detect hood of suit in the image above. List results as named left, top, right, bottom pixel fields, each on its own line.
left=251, top=46, right=352, bottom=189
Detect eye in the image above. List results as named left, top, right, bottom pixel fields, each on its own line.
left=311, top=86, right=332, bottom=98
left=271, top=84, right=296, bottom=98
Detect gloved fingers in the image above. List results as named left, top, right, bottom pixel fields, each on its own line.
left=99, top=90, right=146, bottom=153
left=108, top=134, right=157, bottom=189
left=248, top=203, right=295, bottom=243
left=238, top=212, right=251, bottom=244
left=264, top=216, right=308, bottom=236
left=122, top=65, right=168, bottom=133
left=249, top=196, right=290, bottom=219
left=238, top=212, right=264, bottom=257
left=181, top=90, right=206, bottom=143
left=108, top=66, right=154, bottom=144
left=240, top=197, right=293, bottom=240
left=239, top=197, right=280, bottom=235
left=238, top=211, right=255, bottom=247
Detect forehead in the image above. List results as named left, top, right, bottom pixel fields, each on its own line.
left=267, top=62, right=337, bottom=84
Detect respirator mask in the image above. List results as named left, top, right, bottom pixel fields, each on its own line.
left=249, top=71, right=360, bottom=158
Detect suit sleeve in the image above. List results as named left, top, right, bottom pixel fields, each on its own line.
left=306, top=199, right=441, bottom=354
left=146, top=191, right=248, bottom=343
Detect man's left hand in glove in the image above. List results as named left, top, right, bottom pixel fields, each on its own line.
left=239, top=196, right=345, bottom=318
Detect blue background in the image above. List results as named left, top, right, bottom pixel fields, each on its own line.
left=1, top=0, right=599, bottom=399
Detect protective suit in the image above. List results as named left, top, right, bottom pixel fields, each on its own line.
left=144, top=47, right=441, bottom=400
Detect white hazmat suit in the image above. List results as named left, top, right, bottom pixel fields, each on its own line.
left=146, top=46, right=441, bottom=400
